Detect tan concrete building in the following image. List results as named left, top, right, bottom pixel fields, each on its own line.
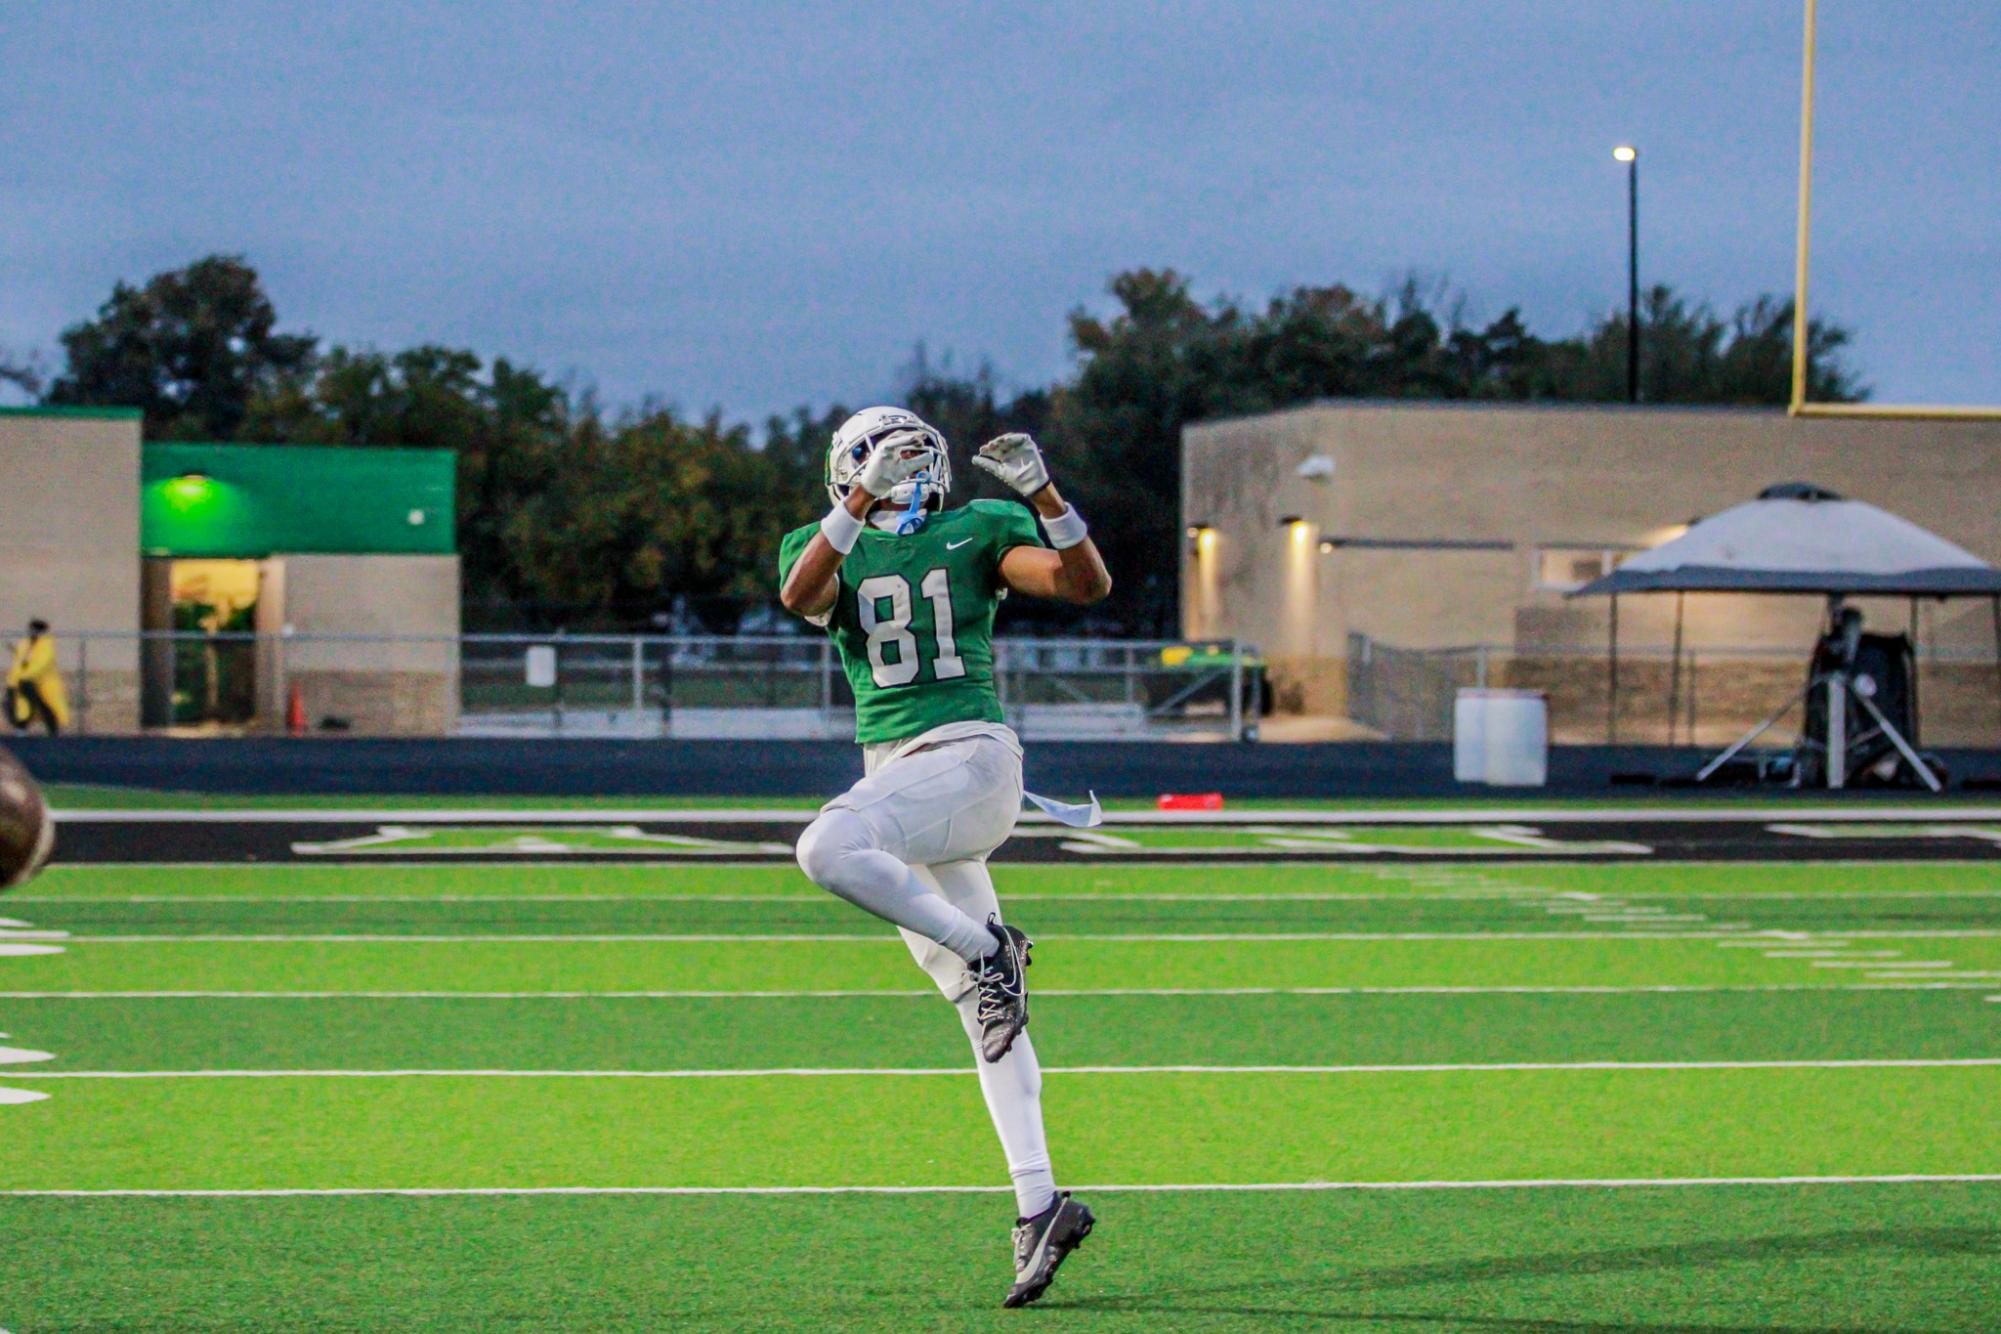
left=262, top=554, right=461, bottom=735
left=1182, top=402, right=2001, bottom=743
left=1, top=409, right=461, bottom=735
left=0, top=408, right=144, bottom=729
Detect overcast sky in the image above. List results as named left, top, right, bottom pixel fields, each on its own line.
left=4, top=1, right=1995, bottom=418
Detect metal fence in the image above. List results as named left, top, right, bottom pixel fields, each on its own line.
left=40, top=627, right=1991, bottom=748
left=1346, top=633, right=2001, bottom=747
left=470, top=634, right=1264, bottom=740
left=38, top=631, right=1260, bottom=741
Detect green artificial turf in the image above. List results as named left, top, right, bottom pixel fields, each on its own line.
left=47, top=780, right=2001, bottom=813
left=19, top=856, right=2001, bottom=901
left=6, top=1065, right=1999, bottom=1191
left=4, top=851, right=1999, bottom=1330
left=4, top=1185, right=1996, bottom=1332
left=15, top=884, right=2001, bottom=936
left=1060, top=825, right=1651, bottom=853
left=40, top=784, right=828, bottom=812
left=11, top=989, right=2000, bottom=1072
left=17, top=933, right=2001, bottom=995
left=15, top=856, right=2000, bottom=896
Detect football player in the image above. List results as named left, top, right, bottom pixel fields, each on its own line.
left=778, top=407, right=1111, bottom=1307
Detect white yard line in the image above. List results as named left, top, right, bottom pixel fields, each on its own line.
left=1366, top=859, right=1999, bottom=873
left=0, top=989, right=964, bottom=1000
left=5, top=894, right=841, bottom=905
left=1, top=981, right=1995, bottom=999
left=1715, top=931, right=2001, bottom=944
left=1, top=891, right=1600, bottom=904
left=51, top=806, right=2001, bottom=825
left=14, top=1058, right=2001, bottom=1080
left=19, top=872, right=2000, bottom=892
left=0, top=931, right=1781, bottom=944
left=1582, top=914, right=1711, bottom=924
left=1618, top=889, right=2001, bottom=900
left=1875, top=978, right=1991, bottom=986
left=1813, top=960, right=1955, bottom=970
left=7, top=1174, right=2001, bottom=1198
left=1761, top=950, right=1899, bottom=959
left=41, top=927, right=2001, bottom=944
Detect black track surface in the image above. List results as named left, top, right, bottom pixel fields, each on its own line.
left=14, top=736, right=2001, bottom=799
left=43, top=815, right=2001, bottom=864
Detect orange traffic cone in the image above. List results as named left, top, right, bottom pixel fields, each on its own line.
left=287, top=683, right=307, bottom=737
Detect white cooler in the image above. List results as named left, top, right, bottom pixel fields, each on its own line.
left=1454, top=689, right=1549, bottom=787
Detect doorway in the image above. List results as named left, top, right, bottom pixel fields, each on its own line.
left=141, top=559, right=262, bottom=728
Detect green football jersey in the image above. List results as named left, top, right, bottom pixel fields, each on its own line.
left=778, top=500, right=1045, bottom=744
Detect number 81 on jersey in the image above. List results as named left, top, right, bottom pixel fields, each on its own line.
left=856, top=568, right=966, bottom=687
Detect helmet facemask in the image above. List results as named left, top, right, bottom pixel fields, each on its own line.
left=826, top=408, right=953, bottom=517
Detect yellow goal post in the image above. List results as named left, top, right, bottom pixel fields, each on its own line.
left=1791, top=0, right=2001, bottom=420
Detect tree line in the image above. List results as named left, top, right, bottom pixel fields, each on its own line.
left=16, top=255, right=1864, bottom=635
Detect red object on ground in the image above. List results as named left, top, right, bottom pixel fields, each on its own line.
left=286, top=684, right=307, bottom=737
left=1157, top=792, right=1225, bottom=811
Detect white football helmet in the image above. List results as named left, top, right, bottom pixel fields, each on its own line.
left=826, top=406, right=952, bottom=512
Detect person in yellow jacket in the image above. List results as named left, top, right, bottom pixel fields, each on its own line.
left=6, top=620, right=69, bottom=735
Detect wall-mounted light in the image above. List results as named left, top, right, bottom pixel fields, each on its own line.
left=1187, top=522, right=1215, bottom=557
left=161, top=472, right=216, bottom=510
left=1318, top=539, right=1336, bottom=555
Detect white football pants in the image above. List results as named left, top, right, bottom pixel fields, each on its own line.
left=793, top=733, right=1057, bottom=1218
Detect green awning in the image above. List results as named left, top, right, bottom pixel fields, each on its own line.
left=142, top=442, right=456, bottom=558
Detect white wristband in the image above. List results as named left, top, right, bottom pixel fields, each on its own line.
left=820, top=503, right=865, bottom=555
left=1041, top=504, right=1088, bottom=550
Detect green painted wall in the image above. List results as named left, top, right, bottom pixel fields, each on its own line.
left=0, top=405, right=144, bottom=420
left=142, top=443, right=456, bottom=558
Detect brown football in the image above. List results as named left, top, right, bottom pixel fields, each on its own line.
left=0, top=744, right=54, bottom=892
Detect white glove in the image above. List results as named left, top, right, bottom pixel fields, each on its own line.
left=972, top=433, right=1052, bottom=497
left=856, top=429, right=932, bottom=497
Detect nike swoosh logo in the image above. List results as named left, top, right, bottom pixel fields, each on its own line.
left=946, top=539, right=974, bottom=550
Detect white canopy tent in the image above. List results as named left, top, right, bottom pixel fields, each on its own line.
left=1572, top=483, right=2001, bottom=787
left=1579, top=482, right=2001, bottom=598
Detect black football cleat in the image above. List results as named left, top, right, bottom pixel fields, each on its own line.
left=972, top=916, right=1031, bottom=1063
left=1003, top=1192, right=1095, bottom=1308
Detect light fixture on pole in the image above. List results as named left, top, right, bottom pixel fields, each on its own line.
left=1613, top=144, right=1639, bottom=403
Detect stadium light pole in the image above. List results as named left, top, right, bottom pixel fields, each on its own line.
left=1614, top=145, right=1639, bottom=403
